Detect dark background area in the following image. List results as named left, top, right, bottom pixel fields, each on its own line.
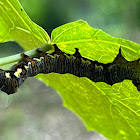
left=0, top=0, right=140, bottom=139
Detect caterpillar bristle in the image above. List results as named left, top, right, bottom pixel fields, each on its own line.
left=36, top=48, right=43, bottom=54
left=53, top=44, right=63, bottom=55
left=73, top=48, right=82, bottom=58
left=21, top=53, right=28, bottom=59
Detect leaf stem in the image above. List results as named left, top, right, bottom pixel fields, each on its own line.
left=0, top=44, right=52, bottom=66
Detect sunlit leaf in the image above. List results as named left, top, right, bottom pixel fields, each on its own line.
left=0, top=0, right=50, bottom=50
left=52, top=20, right=140, bottom=63
left=37, top=73, right=140, bottom=140
left=38, top=20, right=140, bottom=140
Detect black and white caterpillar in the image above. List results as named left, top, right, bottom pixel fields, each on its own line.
left=0, top=44, right=140, bottom=95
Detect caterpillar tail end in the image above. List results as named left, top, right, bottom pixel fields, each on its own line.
left=136, top=84, right=140, bottom=91
left=132, top=80, right=140, bottom=92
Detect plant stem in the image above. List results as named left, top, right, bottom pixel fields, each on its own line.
left=0, top=44, right=52, bottom=66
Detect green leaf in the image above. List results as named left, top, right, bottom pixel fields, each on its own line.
left=41, top=20, right=140, bottom=139
left=51, top=20, right=140, bottom=63
left=37, top=74, right=140, bottom=140
left=0, top=0, right=50, bottom=50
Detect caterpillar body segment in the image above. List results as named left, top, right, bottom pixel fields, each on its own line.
left=0, top=44, right=139, bottom=94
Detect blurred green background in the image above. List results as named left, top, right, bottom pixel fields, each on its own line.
left=0, top=0, right=140, bottom=140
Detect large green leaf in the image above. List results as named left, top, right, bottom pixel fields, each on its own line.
left=39, top=20, right=140, bottom=140
left=51, top=20, right=140, bottom=63
left=37, top=74, right=140, bottom=140
left=0, top=0, right=50, bottom=50
left=0, top=1, right=140, bottom=140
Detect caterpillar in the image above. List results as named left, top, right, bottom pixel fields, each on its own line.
left=0, top=44, right=140, bottom=95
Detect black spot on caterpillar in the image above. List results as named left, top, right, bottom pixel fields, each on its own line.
left=0, top=44, right=140, bottom=95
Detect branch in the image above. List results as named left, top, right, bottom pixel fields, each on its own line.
left=0, top=44, right=52, bottom=66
